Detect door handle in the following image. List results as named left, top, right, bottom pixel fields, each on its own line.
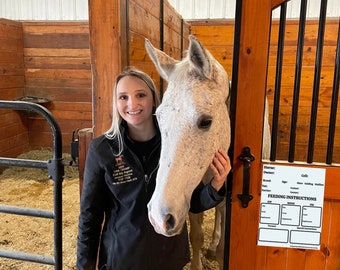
left=237, top=146, right=255, bottom=208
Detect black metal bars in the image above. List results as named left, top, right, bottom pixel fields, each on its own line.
left=269, top=0, right=339, bottom=164
left=0, top=100, right=64, bottom=270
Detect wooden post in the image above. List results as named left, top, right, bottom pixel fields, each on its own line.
left=79, top=0, right=125, bottom=194
left=88, top=0, right=122, bottom=137
left=229, top=0, right=276, bottom=268
left=78, top=128, right=93, bottom=196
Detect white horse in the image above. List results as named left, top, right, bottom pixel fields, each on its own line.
left=145, top=35, right=231, bottom=270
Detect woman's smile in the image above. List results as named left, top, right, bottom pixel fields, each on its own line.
left=127, top=109, right=143, bottom=115
left=116, top=75, right=155, bottom=133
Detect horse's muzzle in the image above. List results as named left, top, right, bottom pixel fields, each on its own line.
left=148, top=206, right=183, bottom=236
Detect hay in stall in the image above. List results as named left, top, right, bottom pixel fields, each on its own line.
left=0, top=148, right=79, bottom=270
left=0, top=148, right=219, bottom=270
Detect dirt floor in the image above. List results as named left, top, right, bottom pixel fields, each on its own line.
left=0, top=149, right=219, bottom=270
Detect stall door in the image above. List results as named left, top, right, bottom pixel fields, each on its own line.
left=228, top=0, right=340, bottom=269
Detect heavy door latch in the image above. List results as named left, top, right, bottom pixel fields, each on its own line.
left=237, top=146, right=255, bottom=208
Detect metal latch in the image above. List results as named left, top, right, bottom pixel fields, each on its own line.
left=237, top=146, right=255, bottom=208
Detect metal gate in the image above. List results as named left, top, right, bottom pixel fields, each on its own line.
left=0, top=100, right=64, bottom=270
left=226, top=0, right=340, bottom=269
left=268, top=0, right=340, bottom=164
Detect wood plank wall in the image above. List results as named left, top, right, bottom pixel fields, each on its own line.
left=188, top=19, right=235, bottom=77
left=0, top=20, right=92, bottom=158
left=190, top=18, right=340, bottom=164
left=22, top=21, right=92, bottom=153
left=128, top=0, right=190, bottom=98
left=0, top=18, right=28, bottom=158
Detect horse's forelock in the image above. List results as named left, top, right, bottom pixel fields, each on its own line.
left=165, top=59, right=229, bottom=105
left=166, top=60, right=191, bottom=83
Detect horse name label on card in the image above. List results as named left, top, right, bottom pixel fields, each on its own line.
left=257, top=164, right=325, bottom=250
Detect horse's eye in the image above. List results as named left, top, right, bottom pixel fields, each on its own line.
left=198, top=115, right=212, bottom=130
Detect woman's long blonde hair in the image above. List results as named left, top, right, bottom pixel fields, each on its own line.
left=105, top=68, right=160, bottom=154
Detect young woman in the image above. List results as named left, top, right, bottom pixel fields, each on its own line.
left=76, top=68, right=231, bottom=270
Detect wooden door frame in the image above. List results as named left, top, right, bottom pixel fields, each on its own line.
left=228, top=0, right=340, bottom=269
left=228, top=0, right=287, bottom=269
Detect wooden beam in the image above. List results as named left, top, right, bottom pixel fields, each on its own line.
left=88, top=0, right=122, bottom=137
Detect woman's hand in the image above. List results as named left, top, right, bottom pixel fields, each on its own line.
left=210, top=149, right=231, bottom=191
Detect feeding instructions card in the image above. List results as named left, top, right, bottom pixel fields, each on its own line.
left=258, top=164, right=326, bottom=250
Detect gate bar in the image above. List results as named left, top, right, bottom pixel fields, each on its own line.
left=0, top=157, right=47, bottom=168
left=307, top=0, right=328, bottom=163
left=0, top=249, right=54, bottom=265
left=0, top=100, right=64, bottom=270
left=270, top=2, right=287, bottom=161
left=0, top=100, right=62, bottom=158
left=0, top=204, right=54, bottom=219
left=288, top=0, right=307, bottom=162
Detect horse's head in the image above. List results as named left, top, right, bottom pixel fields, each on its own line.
left=145, top=35, right=231, bottom=236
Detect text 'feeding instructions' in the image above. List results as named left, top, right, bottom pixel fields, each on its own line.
left=258, top=164, right=326, bottom=250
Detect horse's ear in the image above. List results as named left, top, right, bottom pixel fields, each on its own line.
left=188, top=35, right=212, bottom=79
left=145, top=38, right=178, bottom=81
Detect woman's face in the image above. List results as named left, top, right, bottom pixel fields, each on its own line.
left=116, top=75, right=155, bottom=129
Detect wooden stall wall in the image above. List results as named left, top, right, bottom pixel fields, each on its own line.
left=22, top=21, right=92, bottom=153
left=128, top=0, right=190, bottom=98
left=190, top=18, right=340, bottom=163
left=189, top=19, right=234, bottom=78
left=0, top=18, right=28, bottom=158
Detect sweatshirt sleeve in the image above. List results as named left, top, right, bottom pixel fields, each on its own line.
left=76, top=140, right=106, bottom=270
left=189, top=181, right=226, bottom=213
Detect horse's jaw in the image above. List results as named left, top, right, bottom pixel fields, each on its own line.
left=147, top=166, right=194, bottom=236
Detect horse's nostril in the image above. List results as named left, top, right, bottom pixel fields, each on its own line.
left=165, top=214, right=176, bottom=230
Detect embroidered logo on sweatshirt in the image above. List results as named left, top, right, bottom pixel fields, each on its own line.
left=115, top=155, right=125, bottom=167
left=112, top=155, right=137, bottom=184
